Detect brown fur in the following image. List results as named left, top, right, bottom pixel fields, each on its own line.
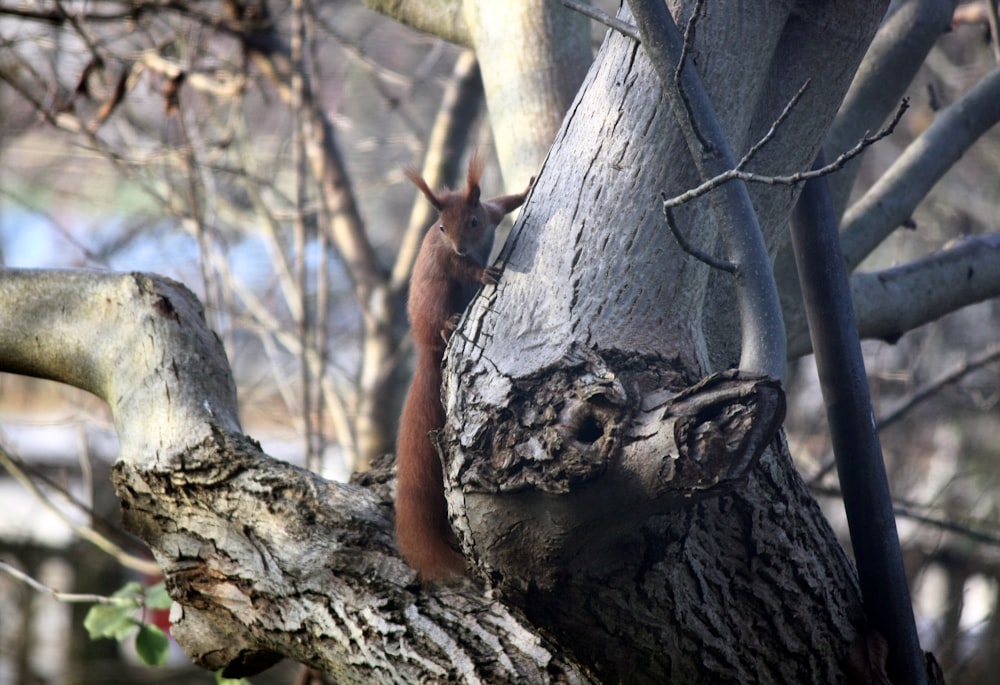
left=395, top=155, right=532, bottom=581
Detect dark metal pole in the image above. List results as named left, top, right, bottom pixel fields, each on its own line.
left=790, top=152, right=926, bottom=685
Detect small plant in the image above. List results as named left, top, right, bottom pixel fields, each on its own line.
left=83, top=580, right=172, bottom=666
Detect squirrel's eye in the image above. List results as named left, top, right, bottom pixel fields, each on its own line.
left=470, top=217, right=479, bottom=228
left=438, top=224, right=445, bottom=232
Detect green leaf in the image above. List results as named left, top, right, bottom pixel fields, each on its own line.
left=110, top=581, right=145, bottom=600
left=134, top=623, right=170, bottom=666
left=83, top=602, right=139, bottom=641
left=144, top=582, right=172, bottom=610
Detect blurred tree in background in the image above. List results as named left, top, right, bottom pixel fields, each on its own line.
left=0, top=1, right=999, bottom=683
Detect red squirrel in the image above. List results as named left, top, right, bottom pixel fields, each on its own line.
left=396, top=154, right=532, bottom=581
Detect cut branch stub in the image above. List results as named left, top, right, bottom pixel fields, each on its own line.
left=444, top=352, right=786, bottom=595
left=668, top=370, right=787, bottom=495
left=456, top=352, right=629, bottom=495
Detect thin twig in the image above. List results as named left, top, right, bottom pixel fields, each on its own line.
left=560, top=0, right=640, bottom=41
left=675, top=0, right=711, bottom=151
left=675, top=0, right=705, bottom=81
left=879, top=342, right=1000, bottom=430
left=811, top=488, right=1000, bottom=547
left=0, top=445, right=161, bottom=575
left=0, top=560, right=138, bottom=605
left=892, top=505, right=1000, bottom=547
left=661, top=200, right=735, bottom=273
left=736, top=79, right=811, bottom=171
left=809, top=341, right=1000, bottom=484
left=664, top=98, right=909, bottom=210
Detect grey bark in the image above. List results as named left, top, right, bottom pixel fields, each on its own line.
left=0, top=269, right=596, bottom=684
left=823, top=0, right=957, bottom=216
left=9, top=0, right=993, bottom=682
left=439, top=1, right=886, bottom=681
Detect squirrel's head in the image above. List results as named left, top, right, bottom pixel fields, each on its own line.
left=405, top=154, right=495, bottom=264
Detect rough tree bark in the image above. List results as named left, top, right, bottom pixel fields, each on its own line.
left=437, top=2, right=888, bottom=681
left=0, top=270, right=596, bottom=683
left=1, top=1, right=940, bottom=683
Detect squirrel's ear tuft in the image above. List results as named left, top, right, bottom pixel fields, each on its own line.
left=466, top=183, right=481, bottom=207
left=404, top=167, right=445, bottom=211
left=466, top=153, right=484, bottom=205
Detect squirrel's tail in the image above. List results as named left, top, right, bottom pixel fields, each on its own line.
left=395, top=351, right=466, bottom=581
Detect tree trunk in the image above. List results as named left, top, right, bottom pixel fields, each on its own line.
left=0, top=2, right=901, bottom=683
left=463, top=0, right=591, bottom=186
left=364, top=0, right=591, bottom=184
left=0, top=270, right=597, bottom=683
left=439, top=1, right=890, bottom=681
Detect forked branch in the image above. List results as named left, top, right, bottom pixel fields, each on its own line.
left=627, top=0, right=785, bottom=380
left=662, top=98, right=908, bottom=211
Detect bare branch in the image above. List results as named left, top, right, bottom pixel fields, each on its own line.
left=790, top=150, right=926, bottom=685
left=361, top=0, right=471, bottom=47
left=217, top=260, right=359, bottom=461
left=290, top=0, right=319, bottom=469
left=825, top=0, right=956, bottom=213
left=736, top=79, right=811, bottom=171
left=0, top=560, right=140, bottom=605
left=663, top=98, right=908, bottom=211
left=235, top=13, right=384, bottom=307
left=811, top=487, right=1000, bottom=548
left=892, top=503, right=1000, bottom=547
left=852, top=233, right=1000, bottom=349
left=676, top=0, right=706, bottom=81
left=0, top=444, right=161, bottom=575
left=140, top=52, right=246, bottom=98
left=561, top=0, right=640, bottom=41
left=628, top=0, right=785, bottom=379
left=661, top=199, right=736, bottom=273
left=878, top=341, right=1000, bottom=431
left=840, top=64, right=1000, bottom=271
left=786, top=233, right=1000, bottom=359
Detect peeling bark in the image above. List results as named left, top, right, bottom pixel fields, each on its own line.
left=113, top=435, right=595, bottom=683
left=0, top=1, right=904, bottom=682
left=0, top=269, right=596, bottom=683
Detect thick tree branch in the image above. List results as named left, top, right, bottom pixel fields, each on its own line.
left=0, top=269, right=593, bottom=683
left=824, top=0, right=956, bottom=214
left=786, top=233, right=1000, bottom=355
left=463, top=0, right=590, bottom=185
left=627, top=0, right=786, bottom=380
left=790, top=154, right=926, bottom=685
left=0, top=270, right=239, bottom=464
left=361, top=0, right=470, bottom=47
left=115, top=440, right=593, bottom=683
left=852, top=233, right=1000, bottom=346
left=840, top=63, right=1000, bottom=271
